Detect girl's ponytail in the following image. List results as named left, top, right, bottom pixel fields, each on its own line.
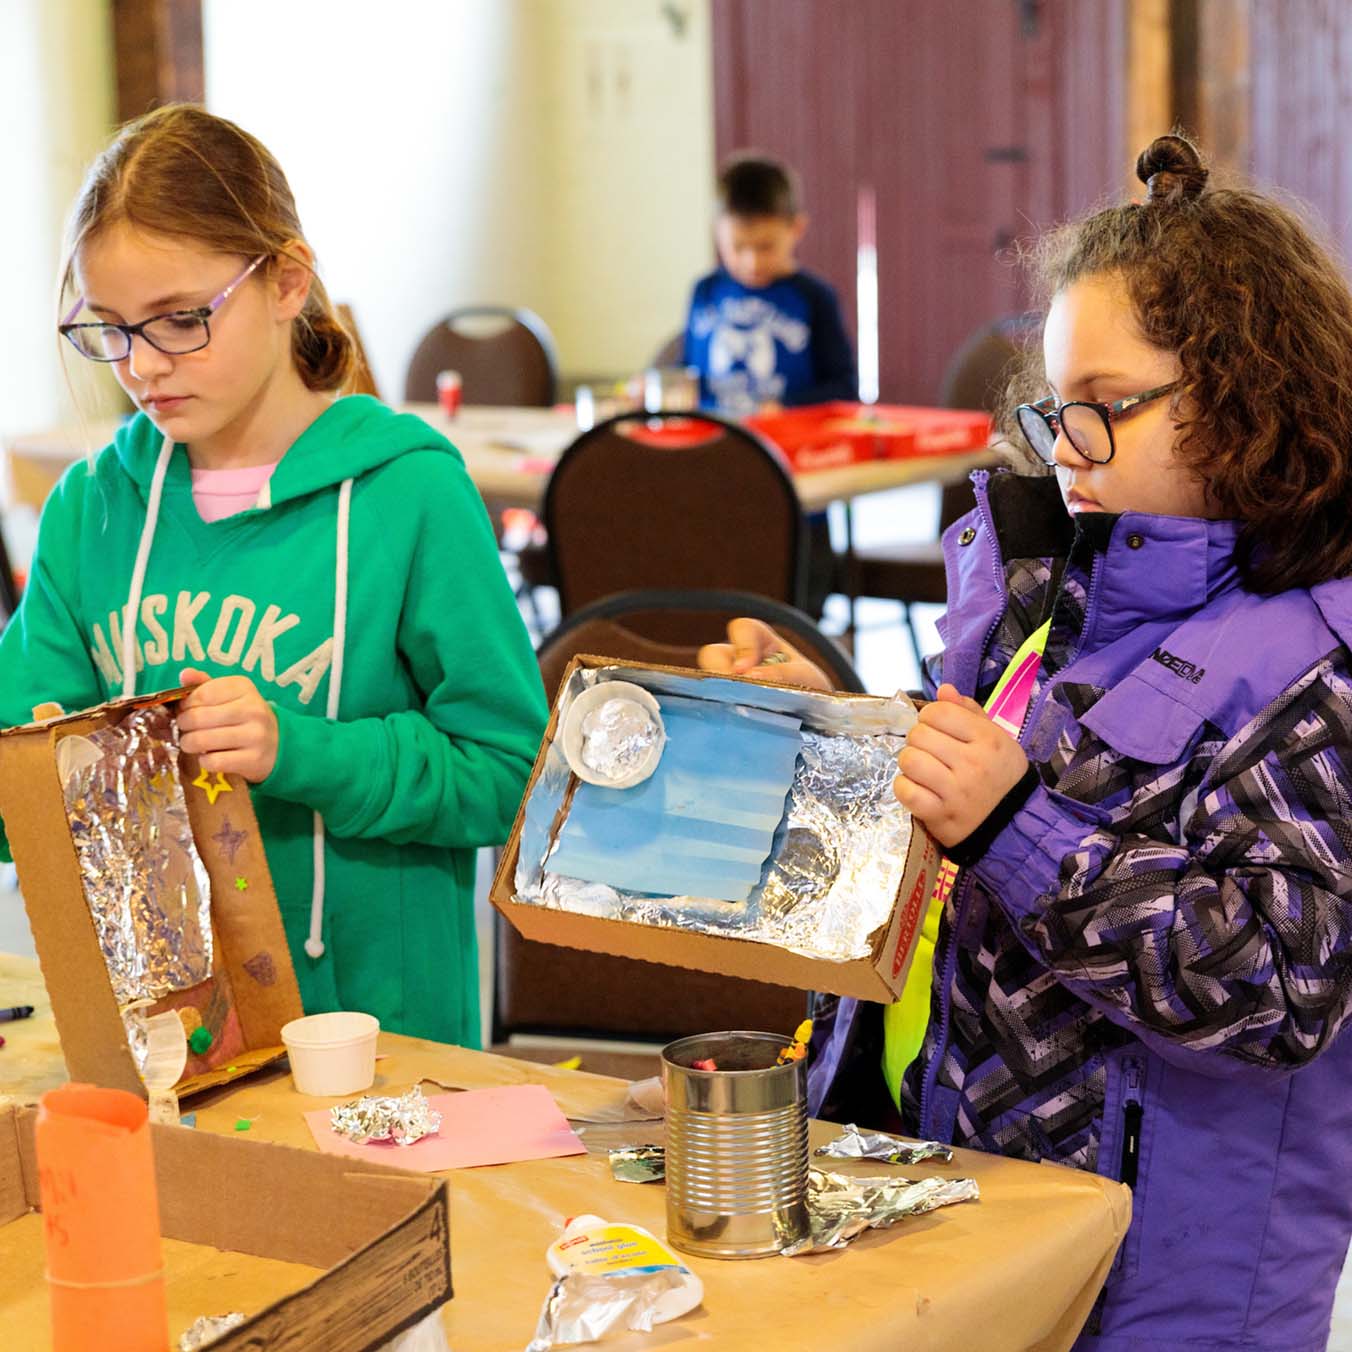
left=292, top=274, right=355, bottom=393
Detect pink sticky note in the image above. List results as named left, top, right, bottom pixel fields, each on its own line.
left=303, top=1085, right=586, bottom=1171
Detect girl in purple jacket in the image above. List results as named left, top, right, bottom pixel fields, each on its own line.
left=702, top=134, right=1352, bottom=1350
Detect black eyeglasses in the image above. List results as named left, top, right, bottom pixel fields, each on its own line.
left=58, top=255, right=266, bottom=362
left=1016, top=382, right=1177, bottom=465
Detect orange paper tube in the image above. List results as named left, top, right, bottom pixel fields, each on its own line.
left=35, top=1083, right=169, bottom=1352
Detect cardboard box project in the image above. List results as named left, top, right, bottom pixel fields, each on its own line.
left=492, top=657, right=941, bottom=1003
left=0, top=1103, right=452, bottom=1351
left=0, top=690, right=304, bottom=1100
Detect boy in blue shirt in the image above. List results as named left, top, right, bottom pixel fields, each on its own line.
left=683, top=153, right=857, bottom=416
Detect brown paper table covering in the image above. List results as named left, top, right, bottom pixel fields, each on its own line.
left=0, top=952, right=1128, bottom=1350
left=2, top=405, right=997, bottom=517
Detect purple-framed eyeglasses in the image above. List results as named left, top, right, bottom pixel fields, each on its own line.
left=1016, top=381, right=1178, bottom=466
left=58, top=254, right=267, bottom=362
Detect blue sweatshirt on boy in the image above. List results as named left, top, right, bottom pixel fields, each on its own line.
left=683, top=267, right=857, bottom=416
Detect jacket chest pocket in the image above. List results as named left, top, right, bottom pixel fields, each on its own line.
left=1075, top=673, right=1209, bottom=767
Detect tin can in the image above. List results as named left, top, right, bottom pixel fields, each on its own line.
left=662, top=1030, right=810, bottom=1259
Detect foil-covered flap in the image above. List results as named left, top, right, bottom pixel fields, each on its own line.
left=782, top=1168, right=980, bottom=1255
left=329, top=1084, right=443, bottom=1146
left=814, top=1123, right=954, bottom=1165
left=60, top=704, right=213, bottom=1004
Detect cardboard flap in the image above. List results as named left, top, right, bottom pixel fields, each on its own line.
left=0, top=692, right=304, bottom=1101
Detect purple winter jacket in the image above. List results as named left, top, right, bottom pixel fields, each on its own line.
left=809, top=469, right=1352, bottom=1350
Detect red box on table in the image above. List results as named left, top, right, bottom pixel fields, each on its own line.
left=747, top=402, right=993, bottom=472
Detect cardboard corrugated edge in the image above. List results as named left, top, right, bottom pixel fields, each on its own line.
left=0, top=691, right=304, bottom=1100
left=5, top=1104, right=452, bottom=1352
left=490, top=654, right=936, bottom=1003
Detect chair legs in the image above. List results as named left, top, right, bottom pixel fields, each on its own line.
left=902, top=603, right=926, bottom=674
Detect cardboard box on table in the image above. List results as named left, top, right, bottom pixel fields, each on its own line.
left=0, top=1103, right=451, bottom=1351
left=491, top=655, right=941, bottom=1003
left=0, top=690, right=304, bottom=1100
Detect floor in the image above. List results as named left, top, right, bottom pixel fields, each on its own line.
left=3, top=481, right=1350, bottom=1345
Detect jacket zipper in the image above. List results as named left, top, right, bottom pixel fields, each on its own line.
left=1119, top=1055, right=1144, bottom=1190
left=920, top=471, right=1004, bottom=1137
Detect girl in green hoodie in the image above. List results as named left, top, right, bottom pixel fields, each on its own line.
left=0, top=104, right=547, bottom=1048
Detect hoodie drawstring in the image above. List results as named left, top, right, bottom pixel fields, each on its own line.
left=304, top=476, right=353, bottom=960
left=120, top=432, right=353, bottom=965
left=122, top=435, right=175, bottom=697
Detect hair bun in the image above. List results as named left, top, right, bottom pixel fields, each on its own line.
left=1135, top=134, right=1209, bottom=204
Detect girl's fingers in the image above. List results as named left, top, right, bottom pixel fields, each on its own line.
left=180, top=725, right=248, bottom=756
left=896, top=745, right=953, bottom=796
left=917, top=697, right=987, bottom=741
left=727, top=617, right=797, bottom=672
left=179, top=667, right=212, bottom=688
left=905, top=720, right=965, bottom=771
left=31, top=702, right=65, bottom=721
left=935, top=683, right=986, bottom=716
left=697, top=642, right=739, bottom=674
left=177, top=700, right=251, bottom=733
left=893, top=773, right=943, bottom=820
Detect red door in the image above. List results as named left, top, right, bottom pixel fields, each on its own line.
left=713, top=0, right=1127, bottom=403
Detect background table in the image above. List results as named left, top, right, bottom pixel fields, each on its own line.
left=1, top=952, right=1127, bottom=1351
left=2, top=405, right=997, bottom=518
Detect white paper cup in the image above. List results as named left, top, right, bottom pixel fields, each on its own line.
left=281, top=1011, right=379, bottom=1096
left=560, top=681, right=665, bottom=788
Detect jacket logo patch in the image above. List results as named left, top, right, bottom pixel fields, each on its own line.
left=1151, top=647, right=1206, bottom=684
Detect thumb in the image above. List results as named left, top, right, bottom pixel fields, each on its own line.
left=179, top=668, right=212, bottom=688
left=935, top=682, right=985, bottom=714
left=31, top=701, right=65, bottom=721
left=726, top=617, right=781, bottom=673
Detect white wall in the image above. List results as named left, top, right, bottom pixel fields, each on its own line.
left=203, top=0, right=715, bottom=397
left=0, top=0, right=121, bottom=451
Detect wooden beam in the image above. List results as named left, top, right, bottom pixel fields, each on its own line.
left=112, top=0, right=203, bottom=123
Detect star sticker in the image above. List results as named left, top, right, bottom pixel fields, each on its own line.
left=233, top=876, right=249, bottom=892
left=191, top=768, right=233, bottom=805
left=212, top=816, right=248, bottom=864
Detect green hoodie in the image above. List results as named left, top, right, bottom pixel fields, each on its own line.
left=0, top=396, right=547, bottom=1047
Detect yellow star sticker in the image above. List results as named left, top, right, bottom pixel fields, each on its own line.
left=191, top=768, right=233, bottom=806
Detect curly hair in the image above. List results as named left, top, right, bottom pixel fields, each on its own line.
left=1011, top=132, right=1352, bottom=593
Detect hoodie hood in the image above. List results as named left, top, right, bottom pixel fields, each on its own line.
left=112, top=395, right=458, bottom=505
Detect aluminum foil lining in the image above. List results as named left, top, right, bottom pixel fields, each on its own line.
left=516, top=667, right=917, bottom=964
left=179, top=1312, right=246, bottom=1350
left=526, top=1270, right=693, bottom=1350
left=60, top=704, right=213, bottom=1005
left=609, top=1144, right=667, bottom=1183
left=781, top=1168, right=980, bottom=1256
left=329, top=1084, right=442, bottom=1146
left=814, top=1123, right=954, bottom=1166
left=580, top=697, right=661, bottom=781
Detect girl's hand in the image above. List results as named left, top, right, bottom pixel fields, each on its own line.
left=893, top=683, right=1028, bottom=847
left=176, top=668, right=279, bottom=782
left=697, top=617, right=834, bottom=692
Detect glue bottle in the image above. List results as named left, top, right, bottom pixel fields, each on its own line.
left=545, top=1214, right=703, bottom=1324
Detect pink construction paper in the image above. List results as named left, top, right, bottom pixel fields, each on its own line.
left=303, top=1085, right=586, bottom=1172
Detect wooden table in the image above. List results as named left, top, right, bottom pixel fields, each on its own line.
left=1, top=953, right=1128, bottom=1351
left=2, top=404, right=997, bottom=518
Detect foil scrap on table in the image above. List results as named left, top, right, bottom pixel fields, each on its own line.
left=329, top=1085, right=442, bottom=1146
left=527, top=1270, right=692, bottom=1351
left=782, top=1169, right=981, bottom=1256
left=514, top=666, right=917, bottom=964
left=59, top=704, right=213, bottom=1005
left=815, top=1123, right=955, bottom=1165
left=179, top=1312, right=246, bottom=1350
